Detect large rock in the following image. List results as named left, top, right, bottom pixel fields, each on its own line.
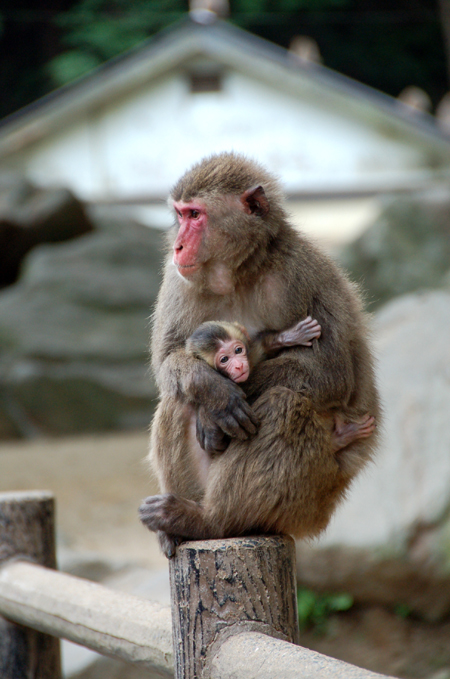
left=0, top=181, right=94, bottom=288
left=296, top=290, right=450, bottom=621
left=339, top=189, right=450, bottom=309
left=0, top=219, right=165, bottom=438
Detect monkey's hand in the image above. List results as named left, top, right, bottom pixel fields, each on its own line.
left=196, top=405, right=231, bottom=453
left=184, top=366, right=258, bottom=452
left=160, top=352, right=258, bottom=449
left=195, top=386, right=258, bottom=453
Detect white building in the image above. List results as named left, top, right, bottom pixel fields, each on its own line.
left=1, top=15, right=450, bottom=247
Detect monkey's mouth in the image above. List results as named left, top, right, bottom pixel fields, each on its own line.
left=234, top=370, right=249, bottom=383
left=176, top=263, right=200, bottom=277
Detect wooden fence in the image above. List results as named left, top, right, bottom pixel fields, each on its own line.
left=0, top=491, right=393, bottom=679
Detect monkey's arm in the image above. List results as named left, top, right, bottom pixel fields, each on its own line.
left=246, top=302, right=357, bottom=410
left=154, top=345, right=258, bottom=451
left=250, top=316, right=321, bottom=364
left=150, top=271, right=258, bottom=451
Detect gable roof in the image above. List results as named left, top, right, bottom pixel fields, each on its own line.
left=0, top=16, right=449, bottom=161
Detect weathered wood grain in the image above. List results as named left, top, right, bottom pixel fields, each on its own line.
left=169, top=535, right=299, bottom=679
left=0, top=491, right=61, bottom=679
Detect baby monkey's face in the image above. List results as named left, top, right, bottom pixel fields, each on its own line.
left=214, top=339, right=250, bottom=383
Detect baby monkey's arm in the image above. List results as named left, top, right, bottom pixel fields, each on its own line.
left=250, top=316, right=322, bottom=365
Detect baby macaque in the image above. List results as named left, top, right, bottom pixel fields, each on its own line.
left=186, top=316, right=321, bottom=384
left=186, top=317, right=373, bottom=454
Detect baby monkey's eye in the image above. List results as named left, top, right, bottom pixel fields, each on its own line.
left=235, top=347, right=243, bottom=354
left=220, top=356, right=229, bottom=364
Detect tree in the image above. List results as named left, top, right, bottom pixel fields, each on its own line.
left=438, top=0, right=450, bottom=85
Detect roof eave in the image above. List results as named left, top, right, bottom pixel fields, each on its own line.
left=0, top=17, right=448, bottom=159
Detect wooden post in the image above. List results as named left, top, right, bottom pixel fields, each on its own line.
left=169, top=534, right=299, bottom=679
left=0, top=491, right=61, bottom=679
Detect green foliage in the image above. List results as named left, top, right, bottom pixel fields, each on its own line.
left=47, top=50, right=102, bottom=86
left=48, top=0, right=186, bottom=86
left=46, top=0, right=355, bottom=86
left=395, top=603, right=411, bottom=619
left=297, top=588, right=354, bottom=633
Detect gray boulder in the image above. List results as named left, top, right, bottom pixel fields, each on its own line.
left=0, top=220, right=165, bottom=438
left=339, top=189, right=450, bottom=309
left=0, top=181, right=94, bottom=288
left=296, top=290, right=450, bottom=621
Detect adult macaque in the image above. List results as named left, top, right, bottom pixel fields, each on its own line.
left=186, top=316, right=322, bottom=383
left=140, top=152, right=379, bottom=557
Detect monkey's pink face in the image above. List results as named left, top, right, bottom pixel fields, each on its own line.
left=215, top=340, right=250, bottom=383
left=172, top=200, right=208, bottom=278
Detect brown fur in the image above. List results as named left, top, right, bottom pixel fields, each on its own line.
left=140, top=152, right=380, bottom=558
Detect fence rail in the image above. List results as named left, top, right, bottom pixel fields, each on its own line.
left=0, top=491, right=393, bottom=679
left=0, top=559, right=173, bottom=676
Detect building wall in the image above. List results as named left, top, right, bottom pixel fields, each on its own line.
left=9, top=60, right=444, bottom=205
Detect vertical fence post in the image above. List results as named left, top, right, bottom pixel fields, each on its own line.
left=0, top=491, right=62, bottom=679
left=169, top=534, right=299, bottom=679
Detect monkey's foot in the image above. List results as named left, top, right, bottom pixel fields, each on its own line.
left=139, top=493, right=208, bottom=541
left=157, top=530, right=181, bottom=559
left=332, top=414, right=375, bottom=453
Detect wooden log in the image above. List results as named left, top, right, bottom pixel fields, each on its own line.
left=210, top=631, right=396, bottom=679
left=0, top=560, right=173, bottom=676
left=0, top=491, right=61, bottom=679
left=169, top=535, right=299, bottom=679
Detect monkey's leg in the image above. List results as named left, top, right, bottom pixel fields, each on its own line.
left=331, top=414, right=376, bottom=453
left=145, top=397, right=210, bottom=556
left=140, top=387, right=350, bottom=546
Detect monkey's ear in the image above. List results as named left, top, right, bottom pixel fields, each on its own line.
left=241, top=185, right=270, bottom=217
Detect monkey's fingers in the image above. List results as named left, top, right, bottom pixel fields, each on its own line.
left=281, top=318, right=321, bottom=347
left=139, top=494, right=187, bottom=534
left=214, top=397, right=258, bottom=439
left=196, top=406, right=231, bottom=453
left=299, top=319, right=321, bottom=338
left=196, top=417, right=230, bottom=454
left=139, top=495, right=166, bottom=532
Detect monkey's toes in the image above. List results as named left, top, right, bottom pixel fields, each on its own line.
left=157, top=530, right=180, bottom=559
left=139, top=494, right=173, bottom=533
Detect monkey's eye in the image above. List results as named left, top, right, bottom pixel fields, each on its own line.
left=190, top=210, right=200, bottom=219
left=235, top=347, right=243, bottom=354
left=220, top=356, right=229, bottom=364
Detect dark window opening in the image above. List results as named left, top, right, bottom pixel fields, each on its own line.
left=190, top=73, right=222, bottom=93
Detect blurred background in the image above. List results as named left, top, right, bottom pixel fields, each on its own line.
left=1, top=1, right=450, bottom=677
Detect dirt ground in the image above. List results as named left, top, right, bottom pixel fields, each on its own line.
left=2, top=431, right=450, bottom=679
left=0, top=430, right=166, bottom=570
left=301, top=606, right=450, bottom=679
